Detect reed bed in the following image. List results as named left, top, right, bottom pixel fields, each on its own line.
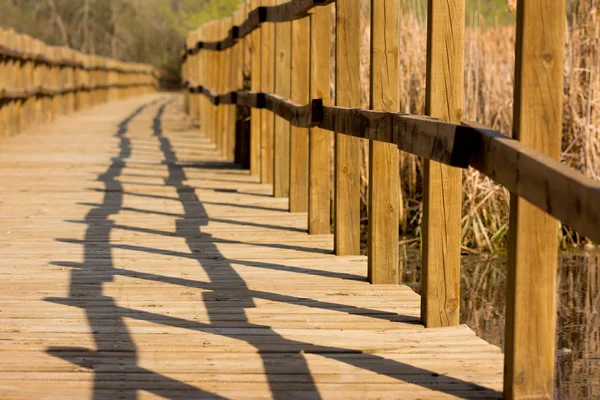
left=354, top=0, right=600, bottom=253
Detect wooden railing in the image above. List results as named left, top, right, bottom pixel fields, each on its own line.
left=0, top=28, right=158, bottom=138
left=182, top=0, right=596, bottom=398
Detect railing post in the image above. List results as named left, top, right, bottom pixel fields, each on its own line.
left=197, top=29, right=204, bottom=125
left=81, top=55, right=89, bottom=111
left=335, top=0, right=361, bottom=255
left=89, top=56, right=95, bottom=107
left=51, top=48, right=59, bottom=119
left=260, top=0, right=275, bottom=185
left=8, top=30, right=17, bottom=136
left=242, top=1, right=253, bottom=167
left=74, top=53, right=81, bottom=111
left=198, top=26, right=206, bottom=132
left=250, top=0, right=262, bottom=177
left=183, top=37, right=189, bottom=113
left=67, top=49, right=75, bottom=113
left=218, top=19, right=229, bottom=157
left=367, top=0, right=400, bottom=284
left=227, top=12, right=240, bottom=161
left=308, top=5, right=332, bottom=235
left=15, top=34, right=24, bottom=134
left=0, top=29, right=6, bottom=137
left=289, top=15, right=310, bottom=211
left=420, top=0, right=465, bottom=328
left=34, top=39, right=43, bottom=124
left=200, top=25, right=207, bottom=138
left=23, top=36, right=33, bottom=132
left=273, top=0, right=292, bottom=198
left=22, top=35, right=31, bottom=131
left=192, top=30, right=200, bottom=124
left=209, top=22, right=218, bottom=144
left=224, top=20, right=231, bottom=157
left=504, top=1, right=566, bottom=398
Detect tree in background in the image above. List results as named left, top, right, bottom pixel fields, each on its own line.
left=0, top=0, right=241, bottom=76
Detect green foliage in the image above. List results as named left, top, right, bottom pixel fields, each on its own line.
left=400, top=0, right=515, bottom=27
left=465, top=0, right=515, bottom=27
left=0, top=0, right=242, bottom=78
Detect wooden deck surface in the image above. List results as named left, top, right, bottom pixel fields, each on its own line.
left=0, top=94, right=503, bottom=399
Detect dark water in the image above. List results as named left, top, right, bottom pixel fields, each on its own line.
left=401, top=249, right=600, bottom=399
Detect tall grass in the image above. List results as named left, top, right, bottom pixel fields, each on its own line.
left=356, top=0, right=600, bottom=253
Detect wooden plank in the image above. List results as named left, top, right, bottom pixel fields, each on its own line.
left=273, top=0, right=292, bottom=198
left=334, top=0, right=361, bottom=255
left=308, top=5, right=331, bottom=235
left=0, top=95, right=503, bottom=400
left=367, top=0, right=399, bottom=284
left=289, top=15, right=310, bottom=212
left=260, top=1, right=275, bottom=185
left=420, top=0, right=464, bottom=328
left=504, top=1, right=566, bottom=398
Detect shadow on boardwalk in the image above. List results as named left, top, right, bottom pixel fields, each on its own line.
left=46, top=97, right=501, bottom=399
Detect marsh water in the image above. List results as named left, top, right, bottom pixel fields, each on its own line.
left=400, top=249, right=600, bottom=399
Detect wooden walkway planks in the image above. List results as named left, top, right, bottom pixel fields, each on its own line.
left=0, top=94, right=503, bottom=399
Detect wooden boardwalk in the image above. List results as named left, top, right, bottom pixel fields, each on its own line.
left=0, top=94, right=503, bottom=399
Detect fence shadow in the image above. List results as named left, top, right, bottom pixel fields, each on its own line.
left=46, top=98, right=501, bottom=399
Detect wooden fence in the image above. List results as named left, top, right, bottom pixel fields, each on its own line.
left=0, top=28, right=158, bottom=138
left=183, top=1, right=595, bottom=398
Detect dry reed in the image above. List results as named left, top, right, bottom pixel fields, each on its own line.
left=355, top=0, right=600, bottom=253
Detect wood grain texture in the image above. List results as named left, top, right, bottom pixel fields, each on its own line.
left=260, top=1, right=275, bottom=185
left=289, top=16, right=310, bottom=213
left=334, top=0, right=361, bottom=256
left=273, top=4, right=291, bottom=198
left=263, top=94, right=320, bottom=127
left=367, top=0, right=399, bottom=284
left=250, top=0, right=262, bottom=177
left=308, top=5, right=332, bottom=235
left=420, top=0, right=464, bottom=328
left=0, top=94, right=504, bottom=399
left=504, top=1, right=566, bottom=398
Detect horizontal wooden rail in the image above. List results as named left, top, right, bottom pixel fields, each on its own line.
left=185, top=84, right=600, bottom=245
left=1, top=82, right=158, bottom=101
left=183, top=0, right=335, bottom=56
